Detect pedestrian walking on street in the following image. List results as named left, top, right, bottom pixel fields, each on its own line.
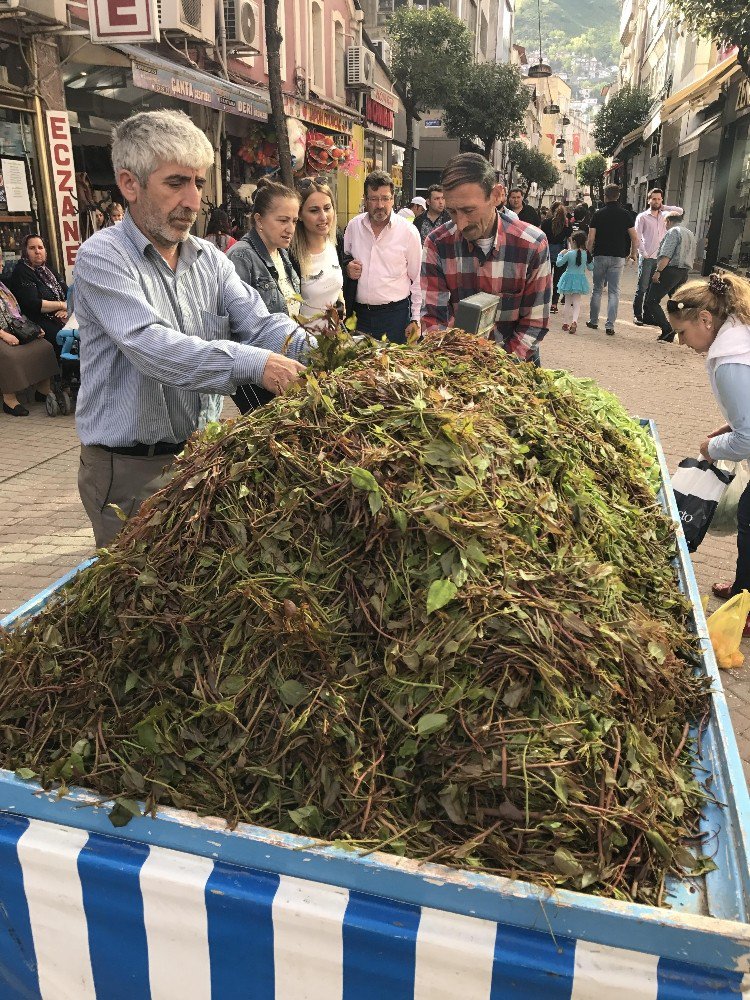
left=421, top=152, right=551, bottom=364
left=414, top=185, right=451, bottom=244
left=344, top=170, right=422, bottom=344
left=507, top=187, right=541, bottom=227
left=556, top=232, right=593, bottom=335
left=669, top=271, right=750, bottom=634
left=585, top=184, right=639, bottom=336
left=633, top=189, right=683, bottom=325
left=571, top=203, right=590, bottom=237
left=73, top=110, right=309, bottom=549
left=645, top=213, right=697, bottom=342
left=541, top=203, right=572, bottom=313
left=409, top=196, right=427, bottom=221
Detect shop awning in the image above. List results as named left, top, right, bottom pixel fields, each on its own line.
left=661, top=53, right=739, bottom=122
left=677, top=113, right=722, bottom=156
left=643, top=107, right=661, bottom=139
left=611, top=123, right=646, bottom=160
left=116, top=45, right=270, bottom=121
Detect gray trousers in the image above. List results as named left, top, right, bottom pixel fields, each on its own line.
left=78, top=445, right=176, bottom=548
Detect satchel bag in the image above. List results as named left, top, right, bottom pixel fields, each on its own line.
left=6, top=316, right=43, bottom=345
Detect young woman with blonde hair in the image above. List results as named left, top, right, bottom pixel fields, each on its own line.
left=669, top=271, right=750, bottom=633
left=290, top=178, right=345, bottom=328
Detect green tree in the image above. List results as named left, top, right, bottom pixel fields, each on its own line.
left=443, top=63, right=528, bottom=159
left=668, top=0, right=750, bottom=78
left=264, top=0, right=293, bottom=187
left=576, top=151, right=608, bottom=203
left=507, top=140, right=560, bottom=199
left=388, top=6, right=473, bottom=201
left=591, top=85, right=651, bottom=157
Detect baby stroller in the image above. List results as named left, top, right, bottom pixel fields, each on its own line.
left=51, top=310, right=80, bottom=417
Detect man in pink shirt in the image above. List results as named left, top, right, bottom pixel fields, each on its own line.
left=344, top=170, right=422, bottom=343
left=633, top=188, right=683, bottom=324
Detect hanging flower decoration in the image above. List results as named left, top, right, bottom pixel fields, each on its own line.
left=305, top=131, right=352, bottom=174
left=237, top=124, right=280, bottom=174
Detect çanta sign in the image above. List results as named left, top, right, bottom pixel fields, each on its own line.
left=88, top=0, right=159, bottom=43
left=131, top=60, right=268, bottom=120
left=45, top=111, right=80, bottom=285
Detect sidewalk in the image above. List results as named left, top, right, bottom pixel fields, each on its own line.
left=1, top=267, right=748, bottom=786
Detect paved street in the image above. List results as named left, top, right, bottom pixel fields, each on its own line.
left=1, top=267, right=748, bottom=788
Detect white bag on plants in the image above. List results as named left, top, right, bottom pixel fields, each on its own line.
left=671, top=458, right=734, bottom=552
left=709, top=459, right=750, bottom=536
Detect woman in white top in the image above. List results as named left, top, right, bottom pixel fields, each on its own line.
left=291, top=179, right=344, bottom=329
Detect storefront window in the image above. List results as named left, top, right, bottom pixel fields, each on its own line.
left=0, top=110, right=39, bottom=266
left=718, top=120, right=750, bottom=272
left=365, top=135, right=385, bottom=174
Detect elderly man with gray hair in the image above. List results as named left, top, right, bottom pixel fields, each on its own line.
left=644, top=211, right=697, bottom=343
left=73, top=109, right=310, bottom=548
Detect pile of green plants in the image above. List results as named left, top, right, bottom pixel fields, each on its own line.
left=0, top=331, right=711, bottom=904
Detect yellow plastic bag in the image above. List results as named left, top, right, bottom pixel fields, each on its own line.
left=706, top=590, right=750, bottom=669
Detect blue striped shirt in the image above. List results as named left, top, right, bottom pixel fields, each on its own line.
left=73, top=212, right=310, bottom=447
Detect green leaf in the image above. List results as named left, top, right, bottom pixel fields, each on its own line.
left=553, top=772, right=569, bottom=804
left=553, top=847, right=583, bottom=877
left=426, top=578, right=458, bottom=614
left=278, top=679, right=309, bottom=707
left=288, top=804, right=324, bottom=835
left=647, top=640, right=666, bottom=665
left=125, top=671, right=139, bottom=694
left=109, top=798, right=141, bottom=828
left=15, top=768, right=37, bottom=781
left=417, top=712, right=448, bottom=736
left=350, top=468, right=379, bottom=491
left=645, top=829, right=672, bottom=861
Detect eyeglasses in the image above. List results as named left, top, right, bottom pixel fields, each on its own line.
left=366, top=195, right=393, bottom=204
left=297, top=175, right=329, bottom=190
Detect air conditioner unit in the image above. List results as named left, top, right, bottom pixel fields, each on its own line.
left=224, top=0, right=259, bottom=48
left=0, top=0, right=20, bottom=9
left=346, top=46, right=375, bottom=89
left=370, top=38, right=392, bottom=67
left=157, top=0, right=215, bottom=44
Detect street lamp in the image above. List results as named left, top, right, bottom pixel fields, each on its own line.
left=527, top=0, right=552, bottom=79
left=543, top=103, right=560, bottom=115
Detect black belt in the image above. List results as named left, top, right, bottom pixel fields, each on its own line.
left=356, top=297, right=409, bottom=312
left=98, top=441, right=186, bottom=457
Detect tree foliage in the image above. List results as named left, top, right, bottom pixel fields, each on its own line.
left=667, top=0, right=750, bottom=78
left=388, top=6, right=473, bottom=199
left=591, top=85, right=652, bottom=157
left=576, top=151, right=608, bottom=202
left=443, top=63, right=528, bottom=158
left=507, top=140, right=560, bottom=196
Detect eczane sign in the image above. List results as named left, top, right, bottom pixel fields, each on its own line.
left=88, top=0, right=159, bottom=43
left=45, top=112, right=80, bottom=284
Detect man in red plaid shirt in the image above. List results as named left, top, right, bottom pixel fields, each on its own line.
left=421, top=153, right=552, bottom=363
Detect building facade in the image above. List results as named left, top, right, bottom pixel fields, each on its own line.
left=0, top=0, right=408, bottom=279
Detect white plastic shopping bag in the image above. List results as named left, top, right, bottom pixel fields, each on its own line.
left=670, top=458, right=734, bottom=552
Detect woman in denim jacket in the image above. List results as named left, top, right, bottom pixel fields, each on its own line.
left=226, top=182, right=302, bottom=412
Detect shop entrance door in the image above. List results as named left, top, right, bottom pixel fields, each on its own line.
left=695, top=159, right=716, bottom=263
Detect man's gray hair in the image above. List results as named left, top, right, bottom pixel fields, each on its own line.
left=664, top=211, right=682, bottom=225
left=111, top=109, right=215, bottom=185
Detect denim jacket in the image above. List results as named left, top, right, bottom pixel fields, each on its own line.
left=226, top=228, right=301, bottom=315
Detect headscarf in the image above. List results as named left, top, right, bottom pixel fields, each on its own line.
left=21, top=235, right=65, bottom=299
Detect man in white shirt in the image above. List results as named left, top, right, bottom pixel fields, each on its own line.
left=633, top=188, right=683, bottom=324
left=344, top=170, right=422, bottom=344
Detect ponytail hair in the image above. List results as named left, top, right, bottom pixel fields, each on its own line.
left=669, top=271, right=750, bottom=326
left=251, top=181, right=299, bottom=226
left=570, top=230, right=587, bottom=267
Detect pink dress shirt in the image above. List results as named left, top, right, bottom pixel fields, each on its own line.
left=344, top=211, right=423, bottom=321
left=635, top=206, right=682, bottom=258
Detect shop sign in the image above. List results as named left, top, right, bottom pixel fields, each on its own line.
left=365, top=97, right=394, bottom=137
left=45, top=112, right=80, bottom=284
left=737, top=77, right=750, bottom=115
left=283, top=96, right=355, bottom=135
left=88, top=0, right=159, bottom=43
left=425, top=119, right=442, bottom=128
left=131, top=60, right=268, bottom=121
left=372, top=86, right=397, bottom=112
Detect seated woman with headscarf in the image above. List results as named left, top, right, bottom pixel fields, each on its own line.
left=0, top=257, right=58, bottom=417
left=10, top=234, right=68, bottom=355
